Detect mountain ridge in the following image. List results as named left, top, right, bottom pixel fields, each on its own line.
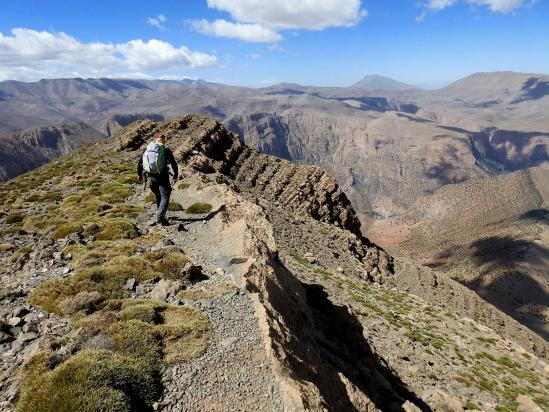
left=0, top=115, right=547, bottom=412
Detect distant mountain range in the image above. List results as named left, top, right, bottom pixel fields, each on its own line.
left=350, top=74, right=418, bottom=91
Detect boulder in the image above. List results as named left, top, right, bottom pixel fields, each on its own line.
left=151, top=279, right=183, bottom=301
left=516, top=395, right=543, bottom=412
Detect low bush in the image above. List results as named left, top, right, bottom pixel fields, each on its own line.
left=95, top=218, right=138, bottom=241
left=25, top=194, right=41, bottom=202
left=5, top=213, right=24, bottom=224
left=18, top=300, right=210, bottom=411
left=52, top=222, right=83, bottom=240
left=185, top=202, right=212, bottom=214
left=167, top=202, right=183, bottom=211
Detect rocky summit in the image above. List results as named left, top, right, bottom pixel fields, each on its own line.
left=0, top=114, right=548, bottom=412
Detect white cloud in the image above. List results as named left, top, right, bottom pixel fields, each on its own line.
left=190, top=19, right=282, bottom=43
left=248, top=53, right=261, bottom=60
left=467, top=0, right=525, bottom=12
left=147, top=14, right=167, bottom=29
left=425, top=0, right=457, bottom=10
left=206, top=0, right=367, bottom=30
left=0, top=28, right=217, bottom=81
left=117, top=39, right=218, bottom=69
left=424, top=0, right=530, bottom=12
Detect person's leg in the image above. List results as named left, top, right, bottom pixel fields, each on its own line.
left=157, top=180, right=172, bottom=224
left=149, top=177, right=161, bottom=208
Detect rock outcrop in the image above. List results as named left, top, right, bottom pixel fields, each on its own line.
left=119, top=115, right=363, bottom=237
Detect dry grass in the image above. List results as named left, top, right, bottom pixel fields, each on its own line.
left=178, top=281, right=236, bottom=301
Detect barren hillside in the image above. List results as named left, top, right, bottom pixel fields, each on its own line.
left=372, top=168, right=549, bottom=340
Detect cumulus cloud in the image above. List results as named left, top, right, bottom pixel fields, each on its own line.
left=424, top=0, right=530, bottom=12
left=206, top=0, right=367, bottom=30
left=190, top=19, right=282, bottom=43
left=147, top=14, right=167, bottom=29
left=0, top=28, right=217, bottom=81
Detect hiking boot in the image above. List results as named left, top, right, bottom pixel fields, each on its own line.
left=159, top=217, right=170, bottom=226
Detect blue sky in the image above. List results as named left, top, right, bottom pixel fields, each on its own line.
left=0, top=0, right=547, bottom=88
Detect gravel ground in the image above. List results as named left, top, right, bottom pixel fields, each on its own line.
left=134, top=186, right=284, bottom=412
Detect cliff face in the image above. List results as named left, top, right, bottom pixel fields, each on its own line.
left=0, top=122, right=104, bottom=181
left=0, top=115, right=547, bottom=412
left=226, top=110, right=489, bottom=222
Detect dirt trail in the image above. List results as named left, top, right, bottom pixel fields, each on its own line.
left=136, top=178, right=284, bottom=411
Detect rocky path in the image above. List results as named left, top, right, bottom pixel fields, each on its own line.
left=134, top=178, right=284, bottom=412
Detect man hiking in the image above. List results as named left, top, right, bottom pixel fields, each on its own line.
left=138, top=133, right=178, bottom=226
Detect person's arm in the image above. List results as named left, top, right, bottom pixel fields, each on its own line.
left=166, top=149, right=179, bottom=180
left=137, top=155, right=143, bottom=181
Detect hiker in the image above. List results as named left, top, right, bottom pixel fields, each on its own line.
left=137, top=133, right=178, bottom=226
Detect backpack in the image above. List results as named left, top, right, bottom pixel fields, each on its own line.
left=142, top=142, right=166, bottom=174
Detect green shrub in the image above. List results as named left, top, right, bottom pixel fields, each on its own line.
left=185, top=202, right=212, bottom=214
left=41, top=192, right=63, bottom=202
left=178, top=183, right=190, bottom=190
left=167, top=202, right=183, bottom=211
left=26, top=194, right=41, bottom=202
left=5, top=213, right=24, bottom=224
left=53, top=222, right=83, bottom=240
left=144, top=247, right=188, bottom=279
left=144, top=193, right=155, bottom=203
left=18, top=300, right=210, bottom=411
left=18, top=349, right=160, bottom=412
left=95, top=218, right=138, bottom=241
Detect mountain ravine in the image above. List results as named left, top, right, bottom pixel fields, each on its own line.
left=0, top=115, right=547, bottom=412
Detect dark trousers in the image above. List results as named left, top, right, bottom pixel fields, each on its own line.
left=149, top=175, right=172, bottom=223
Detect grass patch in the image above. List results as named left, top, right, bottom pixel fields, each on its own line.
left=41, top=191, right=63, bottom=202
left=177, top=182, right=190, bottom=190
left=496, top=356, right=516, bottom=369
left=476, top=336, right=498, bottom=345
left=167, top=202, right=183, bottom=211
left=144, top=193, right=155, bottom=203
left=52, top=222, right=83, bottom=240
left=25, top=193, right=41, bottom=202
left=178, top=281, right=236, bottom=301
left=465, top=402, right=479, bottom=410
left=95, top=218, right=138, bottom=241
left=5, top=212, right=24, bottom=224
left=185, top=202, right=212, bottom=214
left=18, top=300, right=210, bottom=412
left=475, top=351, right=496, bottom=362
left=10, top=246, right=33, bottom=263
left=477, top=378, right=497, bottom=392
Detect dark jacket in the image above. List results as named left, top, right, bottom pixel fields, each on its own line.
left=137, top=145, right=178, bottom=183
